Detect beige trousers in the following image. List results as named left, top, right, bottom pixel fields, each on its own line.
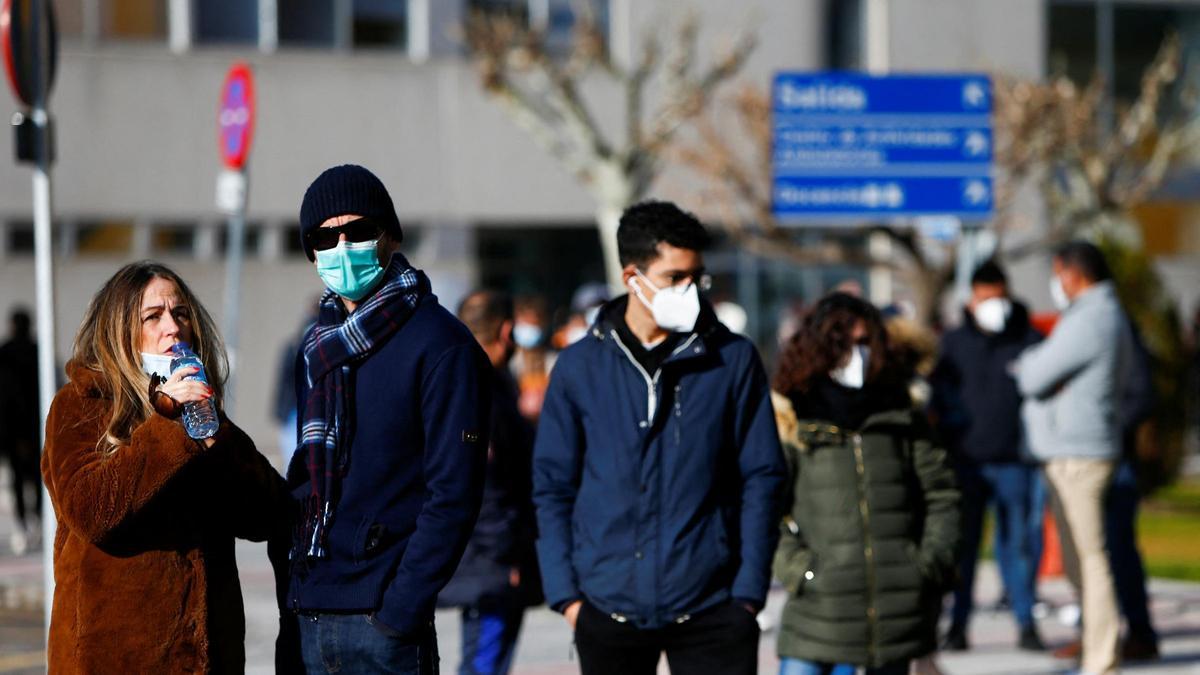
left=1045, top=458, right=1120, bottom=675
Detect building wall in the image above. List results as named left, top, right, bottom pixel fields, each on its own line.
left=0, top=1, right=824, bottom=457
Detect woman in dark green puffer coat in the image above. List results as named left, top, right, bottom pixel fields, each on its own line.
left=771, top=293, right=960, bottom=675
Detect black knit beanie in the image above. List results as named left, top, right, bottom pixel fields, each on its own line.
left=299, top=164, right=403, bottom=261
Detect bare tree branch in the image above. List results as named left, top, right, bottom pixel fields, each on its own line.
left=644, top=30, right=757, bottom=153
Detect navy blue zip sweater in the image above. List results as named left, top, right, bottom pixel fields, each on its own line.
left=285, top=293, right=491, bottom=637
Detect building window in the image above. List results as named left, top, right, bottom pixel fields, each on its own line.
left=468, top=0, right=607, bottom=53
left=475, top=224, right=605, bottom=313
left=152, top=222, right=198, bottom=256
left=1049, top=2, right=1200, bottom=102
left=99, top=0, right=168, bottom=41
left=282, top=223, right=308, bottom=257
left=195, top=0, right=259, bottom=45
left=279, top=0, right=338, bottom=47
left=217, top=222, right=264, bottom=256
left=76, top=220, right=134, bottom=255
left=354, top=0, right=407, bottom=49
left=7, top=221, right=35, bottom=254
left=826, top=0, right=864, bottom=70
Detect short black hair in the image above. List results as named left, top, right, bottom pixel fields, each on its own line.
left=617, top=201, right=710, bottom=268
left=457, top=290, right=513, bottom=344
left=971, top=259, right=1008, bottom=287
left=1054, top=241, right=1112, bottom=283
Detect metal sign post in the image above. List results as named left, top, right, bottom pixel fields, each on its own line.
left=216, top=63, right=255, bottom=409
left=3, top=0, right=60, bottom=638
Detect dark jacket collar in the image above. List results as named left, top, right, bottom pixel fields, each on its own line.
left=592, top=294, right=727, bottom=363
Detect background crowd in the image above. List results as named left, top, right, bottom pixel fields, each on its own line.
left=4, top=182, right=1200, bottom=674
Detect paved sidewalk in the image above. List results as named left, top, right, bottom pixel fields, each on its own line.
left=2, top=481, right=1199, bottom=672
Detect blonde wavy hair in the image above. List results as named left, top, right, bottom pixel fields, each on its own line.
left=71, top=261, right=227, bottom=452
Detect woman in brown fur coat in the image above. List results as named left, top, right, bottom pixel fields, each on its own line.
left=41, top=261, right=291, bottom=673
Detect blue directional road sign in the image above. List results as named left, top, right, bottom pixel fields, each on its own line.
left=771, top=73, right=993, bottom=221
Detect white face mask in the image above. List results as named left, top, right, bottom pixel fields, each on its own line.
left=141, top=352, right=174, bottom=379
left=630, top=270, right=702, bottom=333
left=831, top=345, right=870, bottom=389
left=973, top=297, right=1012, bottom=333
left=1050, top=276, right=1071, bottom=311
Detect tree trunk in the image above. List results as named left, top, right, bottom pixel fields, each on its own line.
left=590, top=160, right=645, bottom=293
left=597, top=201, right=626, bottom=292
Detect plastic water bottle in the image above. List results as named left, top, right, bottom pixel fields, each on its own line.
left=169, top=342, right=220, bottom=439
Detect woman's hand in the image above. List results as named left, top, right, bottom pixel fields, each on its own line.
left=149, top=367, right=212, bottom=419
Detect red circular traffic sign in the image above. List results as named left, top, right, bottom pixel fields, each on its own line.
left=1, top=0, right=59, bottom=107
left=218, top=62, right=255, bottom=170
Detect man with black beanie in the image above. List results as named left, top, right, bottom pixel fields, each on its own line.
left=282, top=164, right=491, bottom=674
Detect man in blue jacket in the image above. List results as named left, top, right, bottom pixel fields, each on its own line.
left=285, top=164, right=491, bottom=674
left=533, top=201, right=785, bottom=675
left=931, top=260, right=1045, bottom=652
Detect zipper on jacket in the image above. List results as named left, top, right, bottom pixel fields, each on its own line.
left=610, top=329, right=659, bottom=422
left=852, top=433, right=879, bottom=665
left=609, top=330, right=699, bottom=423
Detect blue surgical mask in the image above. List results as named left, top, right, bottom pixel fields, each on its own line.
left=512, top=322, right=543, bottom=349
left=315, top=240, right=385, bottom=301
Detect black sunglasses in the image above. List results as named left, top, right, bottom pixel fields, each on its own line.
left=306, top=218, right=383, bottom=252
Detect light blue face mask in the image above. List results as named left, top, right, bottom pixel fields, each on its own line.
left=315, top=239, right=385, bottom=301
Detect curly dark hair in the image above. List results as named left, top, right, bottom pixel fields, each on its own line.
left=772, top=293, right=894, bottom=395
left=617, top=200, right=711, bottom=268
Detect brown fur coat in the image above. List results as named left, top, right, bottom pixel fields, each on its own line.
left=41, top=361, right=290, bottom=674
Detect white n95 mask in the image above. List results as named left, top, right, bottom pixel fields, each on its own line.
left=831, top=345, right=870, bottom=389
left=973, top=297, right=1012, bottom=333
left=630, top=270, right=701, bottom=333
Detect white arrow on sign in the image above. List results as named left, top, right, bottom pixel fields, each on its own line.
left=963, top=180, right=990, bottom=206
left=963, top=131, right=989, bottom=157
left=883, top=183, right=904, bottom=208
left=962, top=81, right=987, bottom=108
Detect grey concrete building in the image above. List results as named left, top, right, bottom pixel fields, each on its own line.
left=1, top=0, right=1197, bottom=456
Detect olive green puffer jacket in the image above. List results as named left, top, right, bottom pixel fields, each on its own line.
left=771, top=392, right=960, bottom=667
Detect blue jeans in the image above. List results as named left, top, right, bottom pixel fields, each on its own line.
left=1105, top=460, right=1157, bottom=643
left=952, top=462, right=1038, bottom=630
left=1027, top=469, right=1048, bottom=584
left=779, top=658, right=908, bottom=675
left=298, top=613, right=438, bottom=674
left=459, top=604, right=524, bottom=675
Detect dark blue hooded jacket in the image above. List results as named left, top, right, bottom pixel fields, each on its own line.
left=533, top=298, right=785, bottom=629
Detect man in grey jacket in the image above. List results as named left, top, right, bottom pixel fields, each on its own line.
left=1016, top=241, right=1132, bottom=675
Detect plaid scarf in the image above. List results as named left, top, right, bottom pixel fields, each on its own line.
left=296, top=254, right=429, bottom=559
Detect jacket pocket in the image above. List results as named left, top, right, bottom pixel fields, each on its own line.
left=354, top=518, right=387, bottom=565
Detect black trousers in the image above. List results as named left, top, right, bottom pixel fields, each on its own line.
left=575, top=601, right=760, bottom=675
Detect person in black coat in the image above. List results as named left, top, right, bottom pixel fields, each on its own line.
left=440, top=290, right=542, bottom=675
left=0, top=308, right=42, bottom=554
left=930, top=260, right=1046, bottom=651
